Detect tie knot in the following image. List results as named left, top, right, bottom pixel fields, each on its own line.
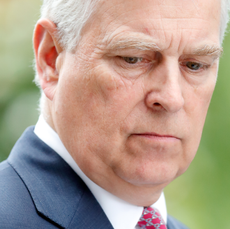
left=138, top=207, right=167, bottom=229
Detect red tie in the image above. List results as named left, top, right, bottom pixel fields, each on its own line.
left=138, top=207, right=167, bottom=229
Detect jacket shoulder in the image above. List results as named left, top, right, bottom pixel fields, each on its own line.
left=0, top=160, right=59, bottom=229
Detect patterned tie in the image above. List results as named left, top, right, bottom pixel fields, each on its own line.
left=138, top=207, right=167, bottom=229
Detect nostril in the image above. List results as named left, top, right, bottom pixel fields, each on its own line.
left=154, top=103, right=161, bottom=106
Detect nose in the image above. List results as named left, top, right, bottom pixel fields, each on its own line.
left=145, top=59, right=184, bottom=113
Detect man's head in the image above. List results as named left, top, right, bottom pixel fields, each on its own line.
left=34, top=0, right=228, bottom=206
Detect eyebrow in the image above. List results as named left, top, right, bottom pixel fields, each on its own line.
left=104, top=34, right=161, bottom=51
left=192, top=45, right=223, bottom=58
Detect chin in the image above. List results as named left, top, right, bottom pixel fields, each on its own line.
left=115, top=163, right=180, bottom=188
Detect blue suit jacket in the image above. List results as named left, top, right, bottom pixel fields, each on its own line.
left=0, top=127, right=189, bottom=229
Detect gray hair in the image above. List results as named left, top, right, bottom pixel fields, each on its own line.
left=40, top=0, right=97, bottom=52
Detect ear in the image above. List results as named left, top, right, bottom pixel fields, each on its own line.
left=33, top=19, right=63, bottom=101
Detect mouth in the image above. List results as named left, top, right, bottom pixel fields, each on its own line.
left=131, top=133, right=180, bottom=141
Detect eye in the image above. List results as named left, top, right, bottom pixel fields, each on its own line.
left=186, top=62, right=202, bottom=71
left=122, top=57, right=143, bottom=64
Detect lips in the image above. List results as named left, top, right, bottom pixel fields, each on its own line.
left=132, top=133, right=180, bottom=141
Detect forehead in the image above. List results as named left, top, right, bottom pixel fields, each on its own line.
left=82, top=0, right=221, bottom=52
left=94, top=0, right=220, bottom=21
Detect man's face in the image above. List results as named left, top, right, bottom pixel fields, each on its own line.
left=51, top=0, right=221, bottom=204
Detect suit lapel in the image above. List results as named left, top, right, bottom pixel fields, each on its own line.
left=8, top=127, right=113, bottom=229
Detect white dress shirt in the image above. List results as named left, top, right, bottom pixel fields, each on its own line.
left=34, top=115, right=167, bottom=229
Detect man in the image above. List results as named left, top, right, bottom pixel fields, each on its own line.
left=0, top=0, right=229, bottom=228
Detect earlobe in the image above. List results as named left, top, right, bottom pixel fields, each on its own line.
left=34, top=19, right=62, bottom=101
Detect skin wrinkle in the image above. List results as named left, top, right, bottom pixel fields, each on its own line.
left=167, top=30, right=175, bottom=54
left=160, top=6, right=168, bottom=48
left=190, top=0, right=200, bottom=14
left=96, top=2, right=141, bottom=33
left=101, top=18, right=210, bottom=53
left=177, top=30, right=184, bottom=56
left=100, top=16, right=147, bottom=44
left=99, top=0, right=128, bottom=19
left=103, top=1, right=160, bottom=23
left=100, top=4, right=200, bottom=41
left=158, top=0, right=200, bottom=15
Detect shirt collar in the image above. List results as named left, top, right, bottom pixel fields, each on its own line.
left=34, top=115, right=167, bottom=229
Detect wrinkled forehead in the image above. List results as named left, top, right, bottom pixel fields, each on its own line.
left=93, top=0, right=221, bottom=30
left=84, top=0, right=222, bottom=49
left=95, top=0, right=221, bottom=15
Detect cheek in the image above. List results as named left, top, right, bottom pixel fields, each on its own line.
left=183, top=79, right=216, bottom=159
left=54, top=62, right=143, bottom=154
left=186, top=72, right=216, bottom=120
left=194, top=80, right=216, bottom=121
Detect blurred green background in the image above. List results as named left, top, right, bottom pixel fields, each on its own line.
left=0, top=0, right=230, bottom=228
